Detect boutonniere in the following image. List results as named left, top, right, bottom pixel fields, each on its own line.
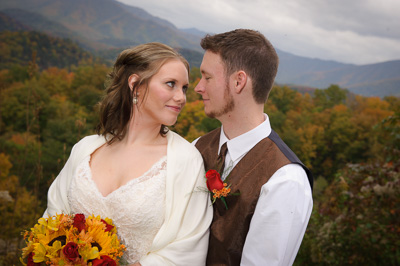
left=205, top=169, right=238, bottom=209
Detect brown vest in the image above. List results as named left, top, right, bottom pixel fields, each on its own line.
left=195, top=128, right=312, bottom=266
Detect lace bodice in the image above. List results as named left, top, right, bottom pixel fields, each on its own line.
left=68, top=155, right=166, bottom=264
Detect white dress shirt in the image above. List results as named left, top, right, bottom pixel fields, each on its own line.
left=198, top=114, right=313, bottom=265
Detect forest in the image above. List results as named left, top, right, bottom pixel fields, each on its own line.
left=0, top=47, right=399, bottom=265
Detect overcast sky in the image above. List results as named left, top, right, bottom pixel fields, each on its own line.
left=116, top=0, right=400, bottom=65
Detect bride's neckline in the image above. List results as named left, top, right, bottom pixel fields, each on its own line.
left=84, top=155, right=167, bottom=198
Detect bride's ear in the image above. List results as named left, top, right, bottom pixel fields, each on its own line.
left=128, top=74, right=140, bottom=92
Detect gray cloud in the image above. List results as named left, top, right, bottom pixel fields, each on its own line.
left=293, top=0, right=400, bottom=39
left=117, top=0, right=400, bottom=65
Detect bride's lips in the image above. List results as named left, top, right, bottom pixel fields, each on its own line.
left=166, top=105, right=182, bottom=112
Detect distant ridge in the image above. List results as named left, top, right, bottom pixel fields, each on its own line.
left=0, top=0, right=202, bottom=51
left=0, top=0, right=399, bottom=97
left=0, top=8, right=110, bottom=50
left=180, top=28, right=209, bottom=37
left=0, top=10, right=31, bottom=31
left=115, top=1, right=176, bottom=29
left=276, top=50, right=400, bottom=97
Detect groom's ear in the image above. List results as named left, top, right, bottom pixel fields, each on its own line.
left=233, top=70, right=247, bottom=94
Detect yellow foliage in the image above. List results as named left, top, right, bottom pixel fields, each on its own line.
left=296, top=125, right=325, bottom=168
left=0, top=153, right=12, bottom=179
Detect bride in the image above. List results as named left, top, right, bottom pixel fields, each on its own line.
left=44, top=43, right=213, bottom=265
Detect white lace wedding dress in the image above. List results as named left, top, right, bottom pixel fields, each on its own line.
left=68, top=155, right=167, bottom=264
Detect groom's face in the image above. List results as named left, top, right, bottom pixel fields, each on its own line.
left=195, top=51, right=235, bottom=119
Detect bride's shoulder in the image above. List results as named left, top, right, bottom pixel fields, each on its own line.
left=167, top=131, right=202, bottom=160
left=71, top=134, right=105, bottom=155
left=75, top=134, right=103, bottom=146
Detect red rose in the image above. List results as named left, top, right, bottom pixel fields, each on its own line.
left=92, top=255, right=117, bottom=266
left=205, top=170, right=224, bottom=191
left=63, top=242, right=79, bottom=261
left=73, top=213, right=86, bottom=232
left=101, top=219, right=114, bottom=232
left=27, top=252, right=40, bottom=266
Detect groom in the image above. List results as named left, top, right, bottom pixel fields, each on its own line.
left=194, top=29, right=314, bottom=265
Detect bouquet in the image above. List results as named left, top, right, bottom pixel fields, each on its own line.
left=20, top=213, right=126, bottom=266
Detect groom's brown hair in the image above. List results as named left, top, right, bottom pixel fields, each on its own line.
left=200, top=29, right=279, bottom=104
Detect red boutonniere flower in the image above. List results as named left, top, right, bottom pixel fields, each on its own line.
left=205, top=169, right=232, bottom=209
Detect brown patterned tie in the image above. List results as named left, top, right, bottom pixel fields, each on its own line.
left=217, top=142, right=228, bottom=174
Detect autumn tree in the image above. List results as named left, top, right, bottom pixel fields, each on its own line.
left=0, top=153, right=41, bottom=264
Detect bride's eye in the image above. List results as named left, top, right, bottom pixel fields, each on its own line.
left=166, top=81, right=175, bottom=88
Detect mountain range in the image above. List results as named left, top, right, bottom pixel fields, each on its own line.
left=0, top=0, right=399, bottom=97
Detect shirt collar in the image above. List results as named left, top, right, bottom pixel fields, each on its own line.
left=218, top=114, right=272, bottom=162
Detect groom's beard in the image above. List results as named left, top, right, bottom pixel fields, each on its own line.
left=207, top=83, right=235, bottom=119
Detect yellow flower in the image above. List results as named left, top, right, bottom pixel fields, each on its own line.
left=38, top=216, right=60, bottom=232
left=33, top=221, right=46, bottom=235
left=46, top=240, right=62, bottom=259
left=88, top=222, right=113, bottom=253
left=79, top=244, right=100, bottom=261
left=21, top=241, right=34, bottom=259
left=32, top=242, right=47, bottom=263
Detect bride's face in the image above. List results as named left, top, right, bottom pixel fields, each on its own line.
left=139, top=59, right=188, bottom=126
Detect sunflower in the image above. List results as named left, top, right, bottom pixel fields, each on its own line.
left=87, top=217, right=113, bottom=252
left=85, top=215, right=124, bottom=261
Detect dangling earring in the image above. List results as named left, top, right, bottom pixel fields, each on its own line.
left=133, top=91, right=138, bottom=105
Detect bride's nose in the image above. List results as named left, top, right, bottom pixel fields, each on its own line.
left=173, top=88, right=186, bottom=103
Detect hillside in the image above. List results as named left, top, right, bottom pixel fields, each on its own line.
left=0, top=8, right=109, bottom=51
left=0, top=10, right=31, bottom=31
left=0, top=30, right=93, bottom=70
left=0, top=0, right=202, bottom=51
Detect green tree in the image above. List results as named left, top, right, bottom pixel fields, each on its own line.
left=313, top=84, right=348, bottom=110
left=268, top=85, right=298, bottom=114
left=296, top=159, right=400, bottom=265
left=0, top=153, right=42, bottom=265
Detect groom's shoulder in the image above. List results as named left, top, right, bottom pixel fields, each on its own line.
left=198, top=128, right=221, bottom=141
left=196, top=128, right=221, bottom=146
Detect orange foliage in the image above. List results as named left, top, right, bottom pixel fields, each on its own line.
left=43, top=67, right=74, bottom=84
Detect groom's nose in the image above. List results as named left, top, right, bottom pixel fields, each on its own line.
left=194, top=79, right=205, bottom=94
